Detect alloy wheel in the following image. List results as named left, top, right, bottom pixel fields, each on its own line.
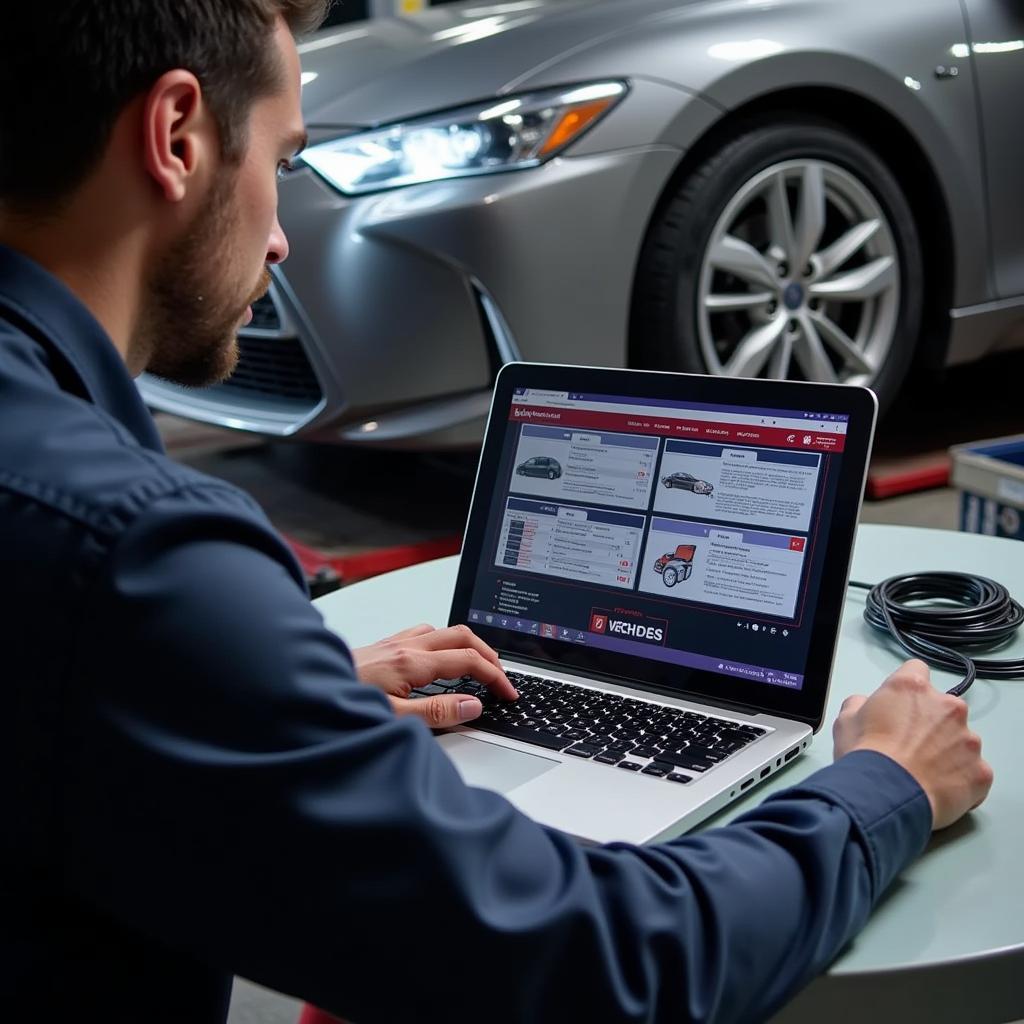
left=696, top=159, right=899, bottom=385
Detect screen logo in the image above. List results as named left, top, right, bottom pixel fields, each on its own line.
left=590, top=607, right=667, bottom=645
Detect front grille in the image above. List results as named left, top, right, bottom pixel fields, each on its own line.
left=216, top=334, right=321, bottom=402
left=248, top=292, right=281, bottom=332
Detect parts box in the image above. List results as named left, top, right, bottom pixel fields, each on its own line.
left=951, top=434, right=1024, bottom=540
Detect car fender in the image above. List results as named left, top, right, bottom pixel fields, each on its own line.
left=519, top=0, right=988, bottom=308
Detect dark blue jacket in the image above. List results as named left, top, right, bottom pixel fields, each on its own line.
left=0, top=245, right=931, bottom=1023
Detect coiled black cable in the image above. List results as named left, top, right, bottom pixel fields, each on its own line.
left=848, top=572, right=1024, bottom=697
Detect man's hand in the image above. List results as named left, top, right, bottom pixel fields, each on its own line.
left=351, top=623, right=518, bottom=728
left=833, top=659, right=993, bottom=830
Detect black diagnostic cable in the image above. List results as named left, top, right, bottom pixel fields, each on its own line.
left=847, top=572, right=1024, bottom=697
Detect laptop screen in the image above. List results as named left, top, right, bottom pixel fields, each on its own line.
left=451, top=365, right=876, bottom=727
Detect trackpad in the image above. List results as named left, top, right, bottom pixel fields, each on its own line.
left=438, top=733, right=559, bottom=793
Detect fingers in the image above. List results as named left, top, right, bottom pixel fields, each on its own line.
left=414, top=648, right=516, bottom=700
left=377, top=623, right=436, bottom=644
left=886, top=658, right=932, bottom=688
left=832, top=693, right=867, bottom=759
left=363, top=624, right=517, bottom=701
left=415, top=625, right=505, bottom=669
left=390, top=693, right=482, bottom=729
left=839, top=694, right=867, bottom=716
left=375, top=624, right=508, bottom=674
left=396, top=625, right=517, bottom=699
left=970, top=757, right=995, bottom=810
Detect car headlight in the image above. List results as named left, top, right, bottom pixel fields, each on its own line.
left=301, top=81, right=628, bottom=195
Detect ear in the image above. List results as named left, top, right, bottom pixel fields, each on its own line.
left=141, top=70, right=213, bottom=203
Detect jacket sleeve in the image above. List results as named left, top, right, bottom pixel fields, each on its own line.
left=67, top=484, right=932, bottom=1024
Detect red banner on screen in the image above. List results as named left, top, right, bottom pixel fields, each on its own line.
left=508, top=405, right=846, bottom=452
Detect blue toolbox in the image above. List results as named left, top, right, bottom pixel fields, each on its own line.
left=951, top=434, right=1024, bottom=540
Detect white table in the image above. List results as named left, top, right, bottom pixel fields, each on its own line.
left=316, top=525, right=1024, bottom=1023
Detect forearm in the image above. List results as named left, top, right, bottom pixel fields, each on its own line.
left=65, top=500, right=930, bottom=1024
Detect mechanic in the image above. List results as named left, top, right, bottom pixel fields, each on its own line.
left=0, top=3, right=991, bottom=1022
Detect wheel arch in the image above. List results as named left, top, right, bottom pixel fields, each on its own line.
left=627, top=87, right=955, bottom=373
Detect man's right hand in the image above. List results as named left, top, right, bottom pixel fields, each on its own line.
left=833, top=659, right=993, bottom=830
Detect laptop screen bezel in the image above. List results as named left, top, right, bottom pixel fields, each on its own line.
left=449, top=363, right=877, bottom=731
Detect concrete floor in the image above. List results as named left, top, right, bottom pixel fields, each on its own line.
left=156, top=351, right=1022, bottom=1024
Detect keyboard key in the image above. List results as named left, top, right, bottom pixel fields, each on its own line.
left=641, top=764, right=668, bottom=777
left=605, top=742, right=633, bottom=755
left=654, top=750, right=714, bottom=772
left=631, top=745, right=661, bottom=759
left=472, top=719, right=569, bottom=751
left=410, top=683, right=452, bottom=696
left=667, top=772, right=692, bottom=784
left=715, top=741, right=745, bottom=754
left=472, top=673, right=764, bottom=766
left=675, top=744, right=726, bottom=763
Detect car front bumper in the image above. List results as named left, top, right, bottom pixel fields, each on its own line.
left=139, top=144, right=680, bottom=447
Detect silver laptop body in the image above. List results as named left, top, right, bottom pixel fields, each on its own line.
left=440, top=364, right=876, bottom=845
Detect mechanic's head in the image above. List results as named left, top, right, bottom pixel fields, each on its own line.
left=0, top=1, right=327, bottom=385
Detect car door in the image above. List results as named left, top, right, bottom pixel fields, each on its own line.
left=963, top=0, right=1024, bottom=297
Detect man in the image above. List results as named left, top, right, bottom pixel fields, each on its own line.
left=0, top=3, right=991, bottom=1023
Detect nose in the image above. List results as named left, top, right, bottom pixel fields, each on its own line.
left=266, top=215, right=289, bottom=264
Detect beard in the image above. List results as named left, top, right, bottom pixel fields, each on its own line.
left=140, top=174, right=271, bottom=388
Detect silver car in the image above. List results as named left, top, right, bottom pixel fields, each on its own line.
left=140, top=0, right=1024, bottom=447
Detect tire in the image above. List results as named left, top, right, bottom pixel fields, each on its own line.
left=631, top=116, right=923, bottom=413
left=548, top=470, right=556, bottom=480
left=662, top=565, right=678, bottom=587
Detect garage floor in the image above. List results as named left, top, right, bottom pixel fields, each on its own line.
left=156, top=351, right=1023, bottom=1024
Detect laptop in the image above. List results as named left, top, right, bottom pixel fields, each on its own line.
left=428, top=363, right=876, bottom=844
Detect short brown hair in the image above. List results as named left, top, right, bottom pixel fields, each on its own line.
left=0, top=1, right=329, bottom=209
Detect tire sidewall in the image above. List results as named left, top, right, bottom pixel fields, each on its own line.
left=644, top=118, right=923, bottom=411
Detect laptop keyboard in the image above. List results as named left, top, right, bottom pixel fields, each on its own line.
left=412, top=671, right=768, bottom=783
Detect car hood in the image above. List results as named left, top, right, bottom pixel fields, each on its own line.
left=298, top=0, right=701, bottom=128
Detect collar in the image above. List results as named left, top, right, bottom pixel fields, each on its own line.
left=0, top=244, right=164, bottom=452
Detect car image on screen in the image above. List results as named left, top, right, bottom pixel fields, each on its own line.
left=516, top=456, right=563, bottom=480
left=662, top=472, right=714, bottom=495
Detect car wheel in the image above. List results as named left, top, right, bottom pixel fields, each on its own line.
left=662, top=565, right=678, bottom=587
left=631, top=117, right=922, bottom=412
left=548, top=470, right=556, bottom=479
